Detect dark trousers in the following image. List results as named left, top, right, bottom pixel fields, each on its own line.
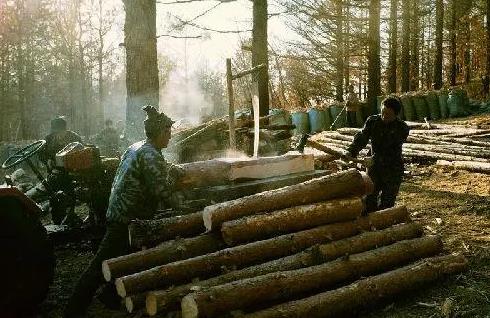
left=346, top=111, right=358, bottom=128
left=63, top=222, right=129, bottom=317
left=366, top=167, right=403, bottom=213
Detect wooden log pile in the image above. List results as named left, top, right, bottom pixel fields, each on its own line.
left=310, top=123, right=490, bottom=174
left=101, top=169, right=467, bottom=317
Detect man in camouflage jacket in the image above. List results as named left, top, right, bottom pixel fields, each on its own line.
left=64, top=106, right=183, bottom=317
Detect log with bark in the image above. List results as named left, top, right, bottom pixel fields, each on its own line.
left=221, top=197, right=364, bottom=245
left=125, top=293, right=146, bottom=314
left=128, top=212, right=204, bottom=249
left=103, top=233, right=225, bottom=282
left=115, top=206, right=409, bottom=297
left=202, top=169, right=372, bottom=232
left=436, top=160, right=490, bottom=173
left=242, top=254, right=468, bottom=318
left=145, top=222, right=422, bottom=316
left=180, top=236, right=443, bottom=318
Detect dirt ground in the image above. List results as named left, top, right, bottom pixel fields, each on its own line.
left=33, top=162, right=489, bottom=318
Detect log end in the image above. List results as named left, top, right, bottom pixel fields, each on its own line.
left=202, top=208, right=213, bottom=232
left=115, top=278, right=127, bottom=298
left=125, top=297, right=134, bottom=313
left=146, top=292, right=158, bottom=316
left=361, top=172, right=374, bottom=195
left=102, top=260, right=111, bottom=282
left=181, top=294, right=199, bottom=318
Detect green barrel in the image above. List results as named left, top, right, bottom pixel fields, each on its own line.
left=323, top=108, right=333, bottom=130
left=447, top=90, right=464, bottom=118
left=412, top=94, right=429, bottom=121
left=269, top=108, right=292, bottom=126
left=438, top=91, right=449, bottom=119
left=400, top=94, right=416, bottom=121
left=308, top=108, right=326, bottom=133
left=425, top=91, right=441, bottom=120
left=329, top=104, right=346, bottom=129
left=291, top=111, right=310, bottom=135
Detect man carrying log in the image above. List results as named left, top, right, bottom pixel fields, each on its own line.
left=345, top=96, right=409, bottom=212
left=63, top=105, right=183, bottom=317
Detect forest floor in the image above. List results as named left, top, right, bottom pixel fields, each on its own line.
left=35, top=114, right=490, bottom=318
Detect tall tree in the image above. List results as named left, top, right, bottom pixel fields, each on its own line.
left=401, top=0, right=410, bottom=92
left=368, top=0, right=381, bottom=112
left=252, top=0, right=269, bottom=116
left=334, top=0, right=344, bottom=101
left=486, top=0, right=490, bottom=94
left=450, top=0, right=457, bottom=86
left=123, top=0, right=159, bottom=141
left=410, top=0, right=420, bottom=90
left=388, top=0, right=398, bottom=93
left=433, top=0, right=443, bottom=89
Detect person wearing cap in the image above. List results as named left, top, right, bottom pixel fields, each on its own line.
left=63, top=106, right=183, bottom=317
left=39, top=116, right=83, bottom=170
left=345, top=96, right=409, bottom=212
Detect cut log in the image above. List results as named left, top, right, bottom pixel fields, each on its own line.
left=145, top=222, right=422, bottom=316
left=175, top=154, right=315, bottom=190
left=436, top=160, right=490, bottom=174
left=115, top=206, right=409, bottom=297
left=125, top=293, right=146, bottom=313
left=221, top=197, right=364, bottom=245
left=403, top=149, right=489, bottom=163
left=242, top=254, right=468, bottom=318
left=103, top=233, right=225, bottom=282
left=202, top=169, right=371, bottom=232
left=180, top=236, right=444, bottom=318
left=128, top=212, right=204, bottom=249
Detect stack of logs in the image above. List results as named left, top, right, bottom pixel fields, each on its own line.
left=310, top=123, right=490, bottom=174
left=102, top=169, right=467, bottom=317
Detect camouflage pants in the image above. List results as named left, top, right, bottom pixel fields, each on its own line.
left=63, top=222, right=129, bottom=317
left=366, top=166, right=403, bottom=213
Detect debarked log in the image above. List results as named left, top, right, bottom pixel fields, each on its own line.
left=203, top=169, right=372, bottom=232
left=180, top=236, right=443, bottom=318
left=115, top=206, right=409, bottom=297
left=221, top=197, right=364, bottom=245
left=242, top=254, right=468, bottom=318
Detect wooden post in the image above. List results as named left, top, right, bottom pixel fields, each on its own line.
left=226, top=58, right=236, bottom=150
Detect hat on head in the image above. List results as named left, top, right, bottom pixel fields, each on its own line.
left=142, top=105, right=174, bottom=137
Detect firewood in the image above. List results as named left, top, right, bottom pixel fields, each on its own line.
left=180, top=236, right=443, bottom=318
left=221, top=197, right=364, bottom=245
left=241, top=254, right=468, bottom=318
left=115, top=206, right=409, bottom=297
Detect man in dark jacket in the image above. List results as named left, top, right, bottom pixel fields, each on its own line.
left=346, top=96, right=409, bottom=212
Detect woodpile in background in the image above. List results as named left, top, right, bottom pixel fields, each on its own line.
left=310, top=122, right=490, bottom=174
left=101, top=168, right=467, bottom=317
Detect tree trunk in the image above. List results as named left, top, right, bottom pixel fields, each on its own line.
left=486, top=0, right=490, bottom=95
left=115, top=206, right=410, bottom=297
left=103, top=233, right=225, bottom=281
left=450, top=0, right=457, bottom=86
left=221, top=197, right=364, bottom=246
left=388, top=0, right=398, bottom=93
left=123, top=0, right=159, bottom=141
left=335, top=0, right=344, bottom=102
left=463, top=18, right=471, bottom=84
left=436, top=160, right=490, bottom=173
left=181, top=236, right=443, bottom=318
left=401, top=0, right=410, bottom=92
left=252, top=0, right=269, bottom=116
left=146, top=222, right=422, bottom=315
left=242, top=254, right=468, bottom=318
left=367, top=0, right=381, bottom=113
left=128, top=212, right=205, bottom=249
left=203, top=169, right=369, bottom=232
left=433, top=0, right=443, bottom=89
left=410, top=0, right=420, bottom=91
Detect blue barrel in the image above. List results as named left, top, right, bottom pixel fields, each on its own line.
left=329, top=104, right=346, bottom=130
left=291, top=111, right=310, bottom=135
left=323, top=109, right=333, bottom=130
left=447, top=90, right=464, bottom=117
left=308, top=108, right=326, bottom=133
left=269, top=108, right=291, bottom=126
